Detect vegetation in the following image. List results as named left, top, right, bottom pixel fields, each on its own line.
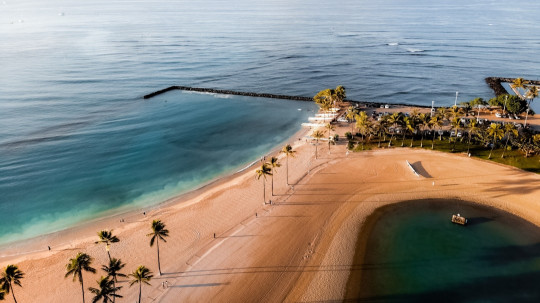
left=101, top=258, right=126, bottom=303
left=269, top=156, right=281, bottom=196
left=65, top=252, right=96, bottom=303
left=147, top=220, right=169, bottom=276
left=280, top=144, right=296, bottom=185
left=342, top=97, right=540, bottom=173
left=312, top=130, right=325, bottom=159
left=0, top=265, right=24, bottom=303
left=129, top=266, right=153, bottom=303
left=255, top=162, right=272, bottom=204
left=88, top=276, right=122, bottom=303
left=95, top=230, right=120, bottom=261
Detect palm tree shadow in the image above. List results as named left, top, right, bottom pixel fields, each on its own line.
left=411, top=161, right=432, bottom=178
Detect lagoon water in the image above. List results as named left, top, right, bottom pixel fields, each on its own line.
left=357, top=200, right=540, bottom=302
left=1, top=0, right=540, bottom=245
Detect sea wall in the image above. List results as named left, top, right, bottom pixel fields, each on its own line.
left=485, top=77, right=540, bottom=96
left=143, top=85, right=431, bottom=108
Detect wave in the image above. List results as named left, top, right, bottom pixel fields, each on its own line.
left=335, top=32, right=360, bottom=37
left=406, top=48, right=425, bottom=53
left=388, top=42, right=399, bottom=46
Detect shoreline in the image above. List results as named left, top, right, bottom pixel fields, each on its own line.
left=0, top=106, right=539, bottom=302
left=0, top=123, right=311, bottom=262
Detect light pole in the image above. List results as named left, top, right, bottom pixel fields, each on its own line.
left=454, top=91, right=459, bottom=107
left=431, top=100, right=435, bottom=117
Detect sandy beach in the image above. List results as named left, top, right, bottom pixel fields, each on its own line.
left=1, top=114, right=539, bottom=302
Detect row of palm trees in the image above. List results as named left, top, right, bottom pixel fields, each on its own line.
left=346, top=104, right=540, bottom=159
left=0, top=219, right=169, bottom=303
left=255, top=144, right=297, bottom=204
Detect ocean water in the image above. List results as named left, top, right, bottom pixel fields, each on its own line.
left=357, top=200, right=540, bottom=302
left=1, top=0, right=540, bottom=245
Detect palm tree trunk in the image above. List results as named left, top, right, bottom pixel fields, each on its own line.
left=315, top=140, right=318, bottom=159
left=262, top=178, right=266, bottom=204
left=420, top=131, right=424, bottom=147
left=488, top=137, right=495, bottom=159
left=501, top=135, right=510, bottom=158
left=80, top=273, right=85, bottom=303
left=139, top=282, right=142, bottom=303
left=286, top=156, right=289, bottom=185
left=157, top=238, right=161, bottom=275
left=377, top=132, right=381, bottom=148
left=9, top=282, right=17, bottom=303
left=271, top=171, right=274, bottom=196
left=113, top=280, right=117, bottom=303
left=388, top=134, right=394, bottom=147
left=467, top=135, right=472, bottom=154
left=401, top=132, right=406, bottom=147
left=107, top=249, right=111, bottom=262
left=432, top=131, right=436, bottom=149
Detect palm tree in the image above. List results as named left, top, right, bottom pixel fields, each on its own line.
left=325, top=123, right=335, bottom=153
left=510, top=77, right=527, bottom=99
left=312, top=130, right=325, bottom=159
left=0, top=265, right=24, bottom=303
left=419, top=113, right=430, bottom=148
left=501, top=123, right=518, bottom=158
left=147, top=220, right=169, bottom=276
left=466, top=119, right=480, bottom=155
left=95, top=230, right=119, bottom=261
left=89, top=276, right=122, bottom=303
left=373, top=121, right=384, bottom=148
left=280, top=144, right=296, bottom=186
left=313, top=89, right=334, bottom=115
left=65, top=252, right=96, bottom=303
left=101, top=258, right=126, bottom=303
left=345, top=106, right=357, bottom=133
left=449, top=117, right=461, bottom=151
left=430, top=114, right=444, bottom=149
left=355, top=111, right=371, bottom=150
left=334, top=85, right=346, bottom=106
left=387, top=112, right=403, bottom=147
left=129, top=266, right=153, bottom=303
left=487, top=123, right=504, bottom=159
left=524, top=85, right=538, bottom=127
left=256, top=163, right=272, bottom=204
left=268, top=156, right=281, bottom=196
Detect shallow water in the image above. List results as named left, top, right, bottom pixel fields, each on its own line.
left=0, top=91, right=316, bottom=245
left=356, top=200, right=540, bottom=302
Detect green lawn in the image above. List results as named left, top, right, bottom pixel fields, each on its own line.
left=350, top=136, right=540, bottom=174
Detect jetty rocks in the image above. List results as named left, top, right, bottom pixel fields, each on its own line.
left=143, top=85, right=431, bottom=109
left=485, top=77, right=540, bottom=96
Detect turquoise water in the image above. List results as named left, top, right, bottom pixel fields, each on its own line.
left=358, top=200, right=540, bottom=302
left=0, top=91, right=316, bottom=245
left=1, top=0, right=540, bottom=245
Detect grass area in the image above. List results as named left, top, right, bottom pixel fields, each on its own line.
left=350, top=136, right=540, bottom=174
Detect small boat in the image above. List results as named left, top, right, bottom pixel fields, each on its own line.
left=451, top=214, right=467, bottom=225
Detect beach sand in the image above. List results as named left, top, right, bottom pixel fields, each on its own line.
left=0, top=119, right=539, bottom=302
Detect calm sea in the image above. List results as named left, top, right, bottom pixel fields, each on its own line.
left=1, top=0, right=539, bottom=245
